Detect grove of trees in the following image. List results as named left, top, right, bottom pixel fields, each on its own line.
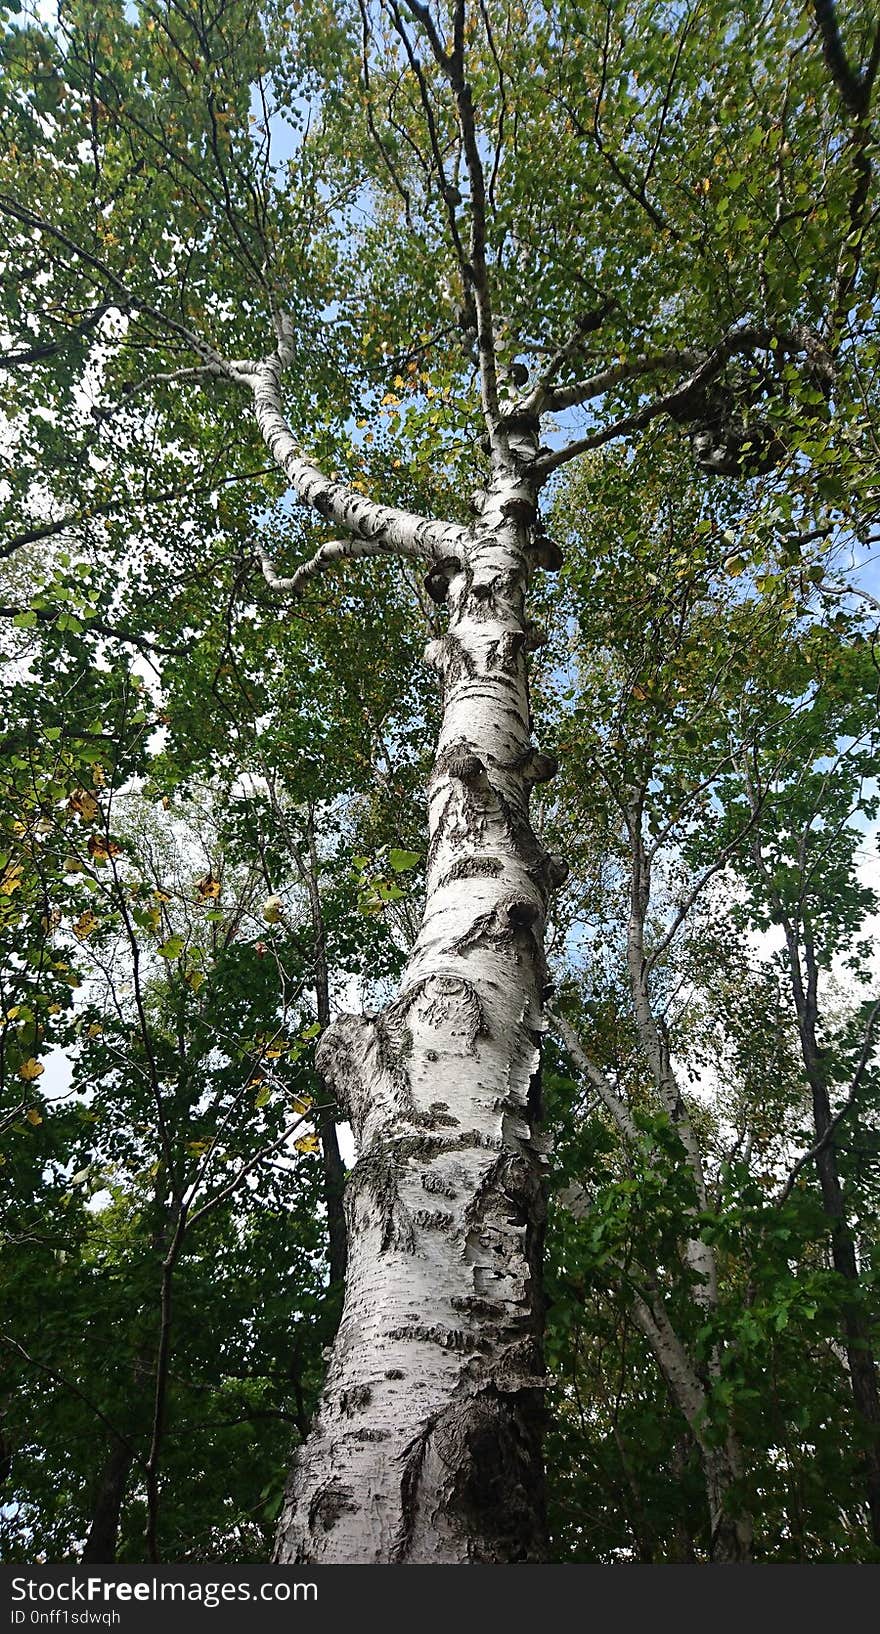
left=1, top=0, right=879, bottom=1565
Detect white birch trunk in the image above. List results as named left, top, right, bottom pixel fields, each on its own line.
left=274, top=420, right=558, bottom=1563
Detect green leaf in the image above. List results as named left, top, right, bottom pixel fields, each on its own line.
left=388, top=848, right=421, bottom=872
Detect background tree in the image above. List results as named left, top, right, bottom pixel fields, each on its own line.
left=538, top=433, right=880, bottom=1560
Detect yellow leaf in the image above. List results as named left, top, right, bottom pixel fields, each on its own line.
left=262, top=895, right=284, bottom=924
left=294, top=1133, right=320, bottom=1155
left=88, top=833, right=120, bottom=861
left=68, top=789, right=99, bottom=822
left=25, top=1107, right=43, bottom=1125
left=0, top=863, right=23, bottom=896
left=18, top=1058, right=44, bottom=1082
left=290, top=1094, right=313, bottom=1115
left=73, top=910, right=98, bottom=940
left=196, top=873, right=221, bottom=900
left=186, top=970, right=205, bottom=993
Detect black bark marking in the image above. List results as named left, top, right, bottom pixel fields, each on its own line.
left=338, top=1384, right=373, bottom=1416
left=308, top=1481, right=357, bottom=1534
left=453, top=896, right=543, bottom=964
left=347, top=1150, right=415, bottom=1254
left=424, top=555, right=465, bottom=604
left=422, top=1172, right=457, bottom=1199
left=438, top=855, right=505, bottom=887
left=442, top=632, right=478, bottom=689
left=393, top=1390, right=547, bottom=1563
left=486, top=630, right=525, bottom=674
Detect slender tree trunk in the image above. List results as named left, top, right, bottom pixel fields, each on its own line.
left=743, top=773, right=880, bottom=1546
left=786, top=926, right=880, bottom=1546
left=623, top=809, right=752, bottom=1560
left=79, top=1190, right=169, bottom=1566
left=80, top=1435, right=135, bottom=1564
left=668, top=1436, right=699, bottom=1563
left=305, top=805, right=348, bottom=1289
left=629, top=1287, right=751, bottom=1562
left=274, top=426, right=557, bottom=1563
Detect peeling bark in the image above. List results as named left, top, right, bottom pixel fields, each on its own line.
left=274, top=420, right=555, bottom=1564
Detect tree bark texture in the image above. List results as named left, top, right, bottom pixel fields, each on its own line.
left=274, top=422, right=557, bottom=1563
left=80, top=1435, right=135, bottom=1564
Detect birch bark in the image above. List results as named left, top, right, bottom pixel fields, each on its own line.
left=273, top=416, right=560, bottom=1563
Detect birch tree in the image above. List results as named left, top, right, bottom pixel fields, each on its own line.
left=541, top=434, right=880, bottom=1560
left=2, top=0, right=879, bottom=1563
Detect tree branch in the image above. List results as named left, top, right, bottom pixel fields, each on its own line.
left=550, top=1008, right=642, bottom=1146
left=532, top=323, right=810, bottom=477
left=248, top=353, right=468, bottom=564
left=776, top=995, right=880, bottom=1204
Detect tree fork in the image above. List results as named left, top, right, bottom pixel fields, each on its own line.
left=274, top=430, right=557, bottom=1564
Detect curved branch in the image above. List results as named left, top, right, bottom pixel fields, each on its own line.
left=537, top=348, right=702, bottom=416
left=549, top=1009, right=641, bottom=1147
left=0, top=603, right=182, bottom=660
left=0, top=303, right=114, bottom=370
left=1, top=464, right=276, bottom=563
left=813, top=0, right=874, bottom=117
left=248, top=356, right=468, bottom=564
left=257, top=535, right=427, bottom=597
left=532, top=323, right=806, bottom=477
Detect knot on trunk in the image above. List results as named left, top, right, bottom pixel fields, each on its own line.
left=424, top=554, right=464, bottom=604
left=523, top=620, right=548, bottom=652
left=308, top=1480, right=357, bottom=1535
left=526, top=531, right=563, bottom=572
left=394, top=1390, right=546, bottom=1563
left=519, top=747, right=558, bottom=785
left=499, top=488, right=538, bottom=525
left=315, top=1013, right=376, bottom=1127
left=546, top=854, right=569, bottom=888
left=420, top=974, right=489, bottom=1053
left=437, top=854, right=505, bottom=888
left=453, top=893, right=543, bottom=959
left=436, top=738, right=489, bottom=790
